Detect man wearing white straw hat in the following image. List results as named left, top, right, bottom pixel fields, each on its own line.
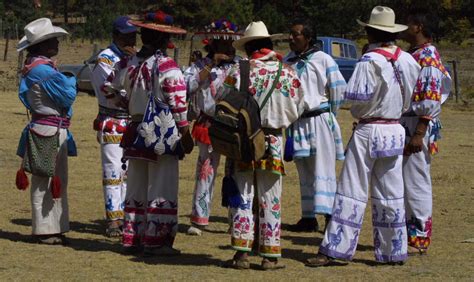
left=223, top=21, right=305, bottom=270
left=306, top=6, right=421, bottom=267
left=15, top=18, right=77, bottom=245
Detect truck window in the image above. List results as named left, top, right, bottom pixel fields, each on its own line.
left=349, top=45, right=357, bottom=58
left=332, top=42, right=342, bottom=57
left=343, top=44, right=350, bottom=58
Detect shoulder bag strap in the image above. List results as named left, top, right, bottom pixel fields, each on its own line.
left=259, top=61, right=282, bottom=111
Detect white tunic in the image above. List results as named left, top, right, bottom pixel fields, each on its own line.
left=345, top=45, right=420, bottom=120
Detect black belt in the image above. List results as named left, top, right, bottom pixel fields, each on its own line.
left=300, top=107, right=330, bottom=119
left=262, top=128, right=282, bottom=135
left=99, top=106, right=130, bottom=119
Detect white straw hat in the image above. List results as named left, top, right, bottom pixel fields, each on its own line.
left=17, top=18, right=68, bottom=52
left=357, top=6, right=407, bottom=33
left=232, top=21, right=282, bottom=52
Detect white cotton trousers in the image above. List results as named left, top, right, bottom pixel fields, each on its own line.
left=230, top=169, right=282, bottom=258
left=319, top=124, right=408, bottom=262
left=122, top=156, right=179, bottom=247
left=98, top=131, right=127, bottom=221
left=190, top=142, right=221, bottom=226
left=30, top=126, right=69, bottom=235
left=401, top=116, right=433, bottom=249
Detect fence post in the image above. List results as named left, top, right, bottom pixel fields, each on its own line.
left=449, top=60, right=460, bottom=103
left=93, top=43, right=98, bottom=55
left=17, top=50, right=24, bottom=86
left=3, top=28, right=9, bottom=61
left=174, top=47, right=179, bottom=65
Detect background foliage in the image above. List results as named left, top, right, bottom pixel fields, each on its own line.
left=1, top=0, right=473, bottom=43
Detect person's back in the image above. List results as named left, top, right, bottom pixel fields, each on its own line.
left=346, top=45, right=420, bottom=120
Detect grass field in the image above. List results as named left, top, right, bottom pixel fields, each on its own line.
left=0, top=40, right=473, bottom=280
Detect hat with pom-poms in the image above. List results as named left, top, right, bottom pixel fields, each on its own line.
left=129, top=10, right=186, bottom=34
left=195, top=18, right=242, bottom=41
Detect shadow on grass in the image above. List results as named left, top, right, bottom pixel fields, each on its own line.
left=178, top=215, right=229, bottom=225
left=0, top=228, right=122, bottom=254
left=281, top=234, right=322, bottom=246
left=129, top=253, right=225, bottom=267
left=11, top=218, right=105, bottom=236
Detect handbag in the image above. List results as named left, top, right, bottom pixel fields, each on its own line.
left=132, top=94, right=181, bottom=156
left=23, top=128, right=59, bottom=177
left=131, top=58, right=181, bottom=156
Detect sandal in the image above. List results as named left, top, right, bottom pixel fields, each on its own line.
left=223, top=258, right=250, bottom=269
left=35, top=234, right=63, bottom=245
left=305, top=253, right=334, bottom=267
left=260, top=258, right=286, bottom=270
left=223, top=252, right=250, bottom=269
left=105, top=220, right=123, bottom=238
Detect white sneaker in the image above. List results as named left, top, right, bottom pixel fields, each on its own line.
left=187, top=226, right=203, bottom=236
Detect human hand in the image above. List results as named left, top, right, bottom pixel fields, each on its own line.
left=213, top=53, right=230, bottom=65
left=122, top=46, right=137, bottom=57
left=404, top=134, right=424, bottom=156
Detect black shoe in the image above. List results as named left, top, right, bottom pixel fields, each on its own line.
left=288, top=218, right=319, bottom=232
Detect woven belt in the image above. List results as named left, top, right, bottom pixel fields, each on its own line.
left=99, top=106, right=130, bottom=119
left=300, top=107, right=330, bottom=119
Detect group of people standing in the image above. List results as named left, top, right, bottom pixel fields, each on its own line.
left=15, top=5, right=451, bottom=270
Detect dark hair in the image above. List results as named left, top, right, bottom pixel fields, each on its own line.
left=26, top=43, right=42, bottom=55
left=291, top=18, right=317, bottom=44
left=140, top=28, right=169, bottom=50
left=192, top=50, right=202, bottom=59
left=365, top=26, right=398, bottom=43
left=244, top=38, right=273, bottom=56
left=407, top=8, right=435, bottom=39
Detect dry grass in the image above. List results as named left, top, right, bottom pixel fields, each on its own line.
left=0, top=40, right=473, bottom=280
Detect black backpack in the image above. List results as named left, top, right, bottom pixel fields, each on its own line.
left=208, top=60, right=281, bottom=162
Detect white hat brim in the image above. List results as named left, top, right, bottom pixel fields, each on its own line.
left=233, top=33, right=283, bottom=52
left=356, top=19, right=407, bottom=33
left=17, top=26, right=68, bottom=52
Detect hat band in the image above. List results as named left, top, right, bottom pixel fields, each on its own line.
left=368, top=22, right=396, bottom=28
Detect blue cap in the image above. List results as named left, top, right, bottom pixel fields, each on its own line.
left=113, top=16, right=137, bottom=34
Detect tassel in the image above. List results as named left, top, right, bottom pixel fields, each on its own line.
left=16, top=168, right=29, bottom=190
left=51, top=176, right=61, bottom=199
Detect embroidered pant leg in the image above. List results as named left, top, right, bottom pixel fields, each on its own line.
left=313, top=113, right=338, bottom=215
left=371, top=155, right=407, bottom=262
left=230, top=169, right=255, bottom=252
left=31, top=128, right=69, bottom=235
left=403, top=133, right=432, bottom=250
left=122, top=159, right=147, bottom=247
left=295, top=157, right=316, bottom=218
left=256, top=170, right=282, bottom=257
left=144, top=155, right=179, bottom=248
left=99, top=136, right=126, bottom=221
left=319, top=126, right=372, bottom=260
left=190, top=141, right=221, bottom=226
